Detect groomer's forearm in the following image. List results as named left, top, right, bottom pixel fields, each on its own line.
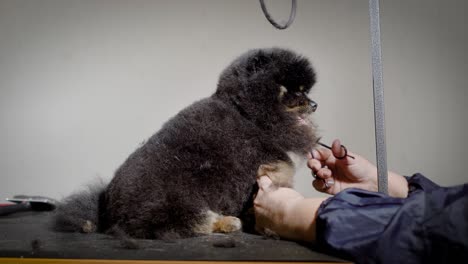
left=388, top=171, right=409, bottom=198
left=282, top=197, right=327, bottom=242
left=367, top=167, right=408, bottom=198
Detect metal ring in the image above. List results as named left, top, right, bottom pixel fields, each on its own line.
left=336, top=145, right=348, bottom=160
left=323, top=179, right=331, bottom=190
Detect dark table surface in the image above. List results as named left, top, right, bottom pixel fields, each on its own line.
left=0, top=211, right=346, bottom=262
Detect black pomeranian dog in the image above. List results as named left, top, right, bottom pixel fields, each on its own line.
left=54, top=48, right=319, bottom=239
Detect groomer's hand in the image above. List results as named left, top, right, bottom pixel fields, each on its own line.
left=308, top=139, right=409, bottom=198
left=254, top=176, right=325, bottom=242
left=308, top=139, right=378, bottom=195
left=254, top=176, right=304, bottom=238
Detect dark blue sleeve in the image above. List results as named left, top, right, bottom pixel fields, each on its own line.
left=316, top=173, right=468, bottom=264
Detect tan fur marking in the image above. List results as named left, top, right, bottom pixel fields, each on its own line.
left=279, top=85, right=288, bottom=100
left=257, top=161, right=295, bottom=188
left=212, top=216, right=242, bottom=233
left=81, top=220, right=96, bottom=233
left=193, top=211, right=242, bottom=234
left=285, top=105, right=308, bottom=112
left=193, top=210, right=220, bottom=234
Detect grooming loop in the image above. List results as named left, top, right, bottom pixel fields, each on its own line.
left=259, top=0, right=297, bottom=30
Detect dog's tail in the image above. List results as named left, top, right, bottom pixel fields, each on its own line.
left=53, top=180, right=107, bottom=234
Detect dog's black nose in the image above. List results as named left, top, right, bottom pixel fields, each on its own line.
left=309, top=100, right=318, bottom=112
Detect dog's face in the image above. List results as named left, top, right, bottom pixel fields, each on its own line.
left=278, top=84, right=317, bottom=125
left=216, top=48, right=317, bottom=129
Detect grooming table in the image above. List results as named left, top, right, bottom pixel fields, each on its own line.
left=0, top=212, right=348, bottom=263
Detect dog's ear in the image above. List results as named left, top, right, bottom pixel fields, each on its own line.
left=244, top=52, right=271, bottom=75
left=215, top=51, right=277, bottom=102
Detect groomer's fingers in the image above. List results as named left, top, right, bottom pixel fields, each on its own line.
left=307, top=158, right=323, bottom=172
left=308, top=148, right=333, bottom=169
left=331, top=139, right=345, bottom=157
left=331, top=139, right=356, bottom=165
left=308, top=158, right=333, bottom=177
left=312, top=179, right=323, bottom=191
left=316, top=167, right=333, bottom=180
left=257, top=176, right=273, bottom=191
left=255, top=176, right=275, bottom=209
left=312, top=178, right=335, bottom=193
left=311, top=148, right=333, bottom=161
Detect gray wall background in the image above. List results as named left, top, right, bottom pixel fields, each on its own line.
left=1, top=0, right=467, bottom=200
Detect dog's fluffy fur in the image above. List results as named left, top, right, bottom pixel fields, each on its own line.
left=54, top=48, right=319, bottom=239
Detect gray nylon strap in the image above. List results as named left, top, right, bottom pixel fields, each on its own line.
left=369, top=0, right=388, bottom=194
